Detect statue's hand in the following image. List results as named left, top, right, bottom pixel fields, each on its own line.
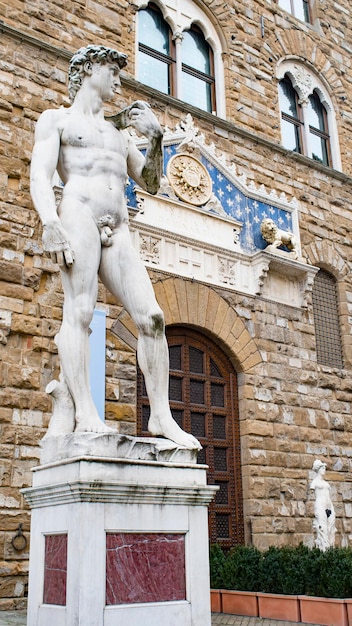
left=42, top=220, right=74, bottom=268
left=128, top=101, right=163, bottom=139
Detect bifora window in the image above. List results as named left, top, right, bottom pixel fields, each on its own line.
left=137, top=326, right=245, bottom=549
left=312, top=269, right=343, bottom=369
left=279, top=75, right=331, bottom=166
left=137, top=4, right=216, bottom=113
left=279, top=0, right=311, bottom=22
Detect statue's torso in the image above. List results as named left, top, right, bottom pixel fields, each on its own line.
left=57, top=109, right=130, bottom=223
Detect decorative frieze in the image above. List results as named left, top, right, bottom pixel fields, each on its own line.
left=130, top=191, right=315, bottom=307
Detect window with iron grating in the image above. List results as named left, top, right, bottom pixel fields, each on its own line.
left=312, top=269, right=343, bottom=369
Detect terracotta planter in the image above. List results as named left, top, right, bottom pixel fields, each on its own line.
left=345, top=599, right=352, bottom=626
left=299, top=595, right=348, bottom=626
left=221, top=590, right=258, bottom=617
left=257, top=592, right=300, bottom=622
left=210, top=589, right=222, bottom=613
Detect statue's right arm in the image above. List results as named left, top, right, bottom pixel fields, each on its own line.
left=30, top=110, right=61, bottom=225
left=30, top=110, right=74, bottom=267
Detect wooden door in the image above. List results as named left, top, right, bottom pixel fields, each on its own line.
left=137, top=326, right=244, bottom=548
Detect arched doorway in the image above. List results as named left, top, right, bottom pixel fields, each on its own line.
left=137, top=326, right=244, bottom=548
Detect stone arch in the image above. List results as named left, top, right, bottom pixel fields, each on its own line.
left=266, top=29, right=346, bottom=103
left=305, top=240, right=348, bottom=280
left=153, top=277, right=262, bottom=373
left=277, top=60, right=333, bottom=110
left=111, top=278, right=262, bottom=373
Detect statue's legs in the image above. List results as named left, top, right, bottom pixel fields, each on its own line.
left=100, top=225, right=201, bottom=449
left=57, top=203, right=111, bottom=432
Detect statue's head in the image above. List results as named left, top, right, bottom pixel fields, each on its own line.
left=312, top=459, right=326, bottom=474
left=68, top=45, right=128, bottom=103
left=260, top=218, right=278, bottom=244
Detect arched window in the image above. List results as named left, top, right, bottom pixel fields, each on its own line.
left=137, top=3, right=175, bottom=95
left=279, top=77, right=303, bottom=153
left=137, top=326, right=245, bottom=549
left=136, top=1, right=225, bottom=117
left=306, top=91, right=330, bottom=165
left=312, top=269, right=343, bottom=369
left=279, top=0, right=311, bottom=23
left=181, top=25, right=215, bottom=112
left=277, top=63, right=341, bottom=169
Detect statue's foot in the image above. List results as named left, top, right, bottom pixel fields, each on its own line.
left=148, top=415, right=202, bottom=450
left=45, top=378, right=75, bottom=436
left=75, top=417, right=114, bottom=434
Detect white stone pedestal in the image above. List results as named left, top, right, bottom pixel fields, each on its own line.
left=23, top=433, right=217, bottom=626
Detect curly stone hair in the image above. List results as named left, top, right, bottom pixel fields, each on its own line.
left=68, top=44, right=128, bottom=103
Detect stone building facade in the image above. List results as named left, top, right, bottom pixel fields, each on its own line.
left=0, top=0, right=352, bottom=609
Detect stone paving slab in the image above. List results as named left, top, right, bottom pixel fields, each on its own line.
left=212, top=615, right=316, bottom=625
left=0, top=612, right=317, bottom=626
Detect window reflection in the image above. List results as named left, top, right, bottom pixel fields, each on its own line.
left=307, top=92, right=329, bottom=165
left=182, top=26, right=214, bottom=112
left=279, top=77, right=303, bottom=153
left=138, top=51, right=170, bottom=93
left=182, top=72, right=212, bottom=111
left=279, top=79, right=299, bottom=117
left=137, top=4, right=174, bottom=96
left=281, top=118, right=301, bottom=152
left=182, top=29, right=210, bottom=74
left=278, top=0, right=311, bottom=23
left=307, top=92, right=325, bottom=131
left=310, top=134, right=328, bottom=164
left=139, top=7, right=170, bottom=53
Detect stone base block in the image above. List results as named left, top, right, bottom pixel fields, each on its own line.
left=23, top=433, right=217, bottom=626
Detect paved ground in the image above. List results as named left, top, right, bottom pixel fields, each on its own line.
left=212, top=615, right=316, bottom=625
left=0, top=611, right=317, bottom=626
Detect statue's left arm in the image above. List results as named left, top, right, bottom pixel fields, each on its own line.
left=124, top=101, right=163, bottom=195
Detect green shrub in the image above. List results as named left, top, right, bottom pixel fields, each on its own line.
left=304, top=547, right=352, bottom=598
left=221, top=545, right=262, bottom=591
left=209, top=544, right=226, bottom=589
left=259, top=545, right=309, bottom=595
left=209, top=543, right=352, bottom=598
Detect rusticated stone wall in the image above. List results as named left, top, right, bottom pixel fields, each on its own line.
left=0, top=0, right=352, bottom=608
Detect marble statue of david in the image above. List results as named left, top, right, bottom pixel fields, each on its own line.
left=30, top=44, right=200, bottom=450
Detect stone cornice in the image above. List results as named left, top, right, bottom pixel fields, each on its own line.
left=0, top=20, right=72, bottom=60
left=22, top=480, right=218, bottom=508
left=2, top=20, right=351, bottom=187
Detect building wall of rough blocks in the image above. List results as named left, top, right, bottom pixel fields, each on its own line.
left=0, top=0, right=352, bottom=609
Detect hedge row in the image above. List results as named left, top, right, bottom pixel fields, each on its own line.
left=210, top=544, right=352, bottom=598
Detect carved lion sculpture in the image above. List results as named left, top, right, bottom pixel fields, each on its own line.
left=260, top=218, right=298, bottom=259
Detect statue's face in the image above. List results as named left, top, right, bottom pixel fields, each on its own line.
left=89, top=62, right=121, bottom=101
left=267, top=219, right=275, bottom=233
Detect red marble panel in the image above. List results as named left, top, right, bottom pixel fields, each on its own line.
left=106, top=533, right=186, bottom=605
left=43, top=534, right=67, bottom=606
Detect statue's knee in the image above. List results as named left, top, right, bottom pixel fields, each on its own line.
left=73, top=300, right=94, bottom=330
left=151, top=311, right=165, bottom=334
left=139, top=310, right=165, bottom=336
